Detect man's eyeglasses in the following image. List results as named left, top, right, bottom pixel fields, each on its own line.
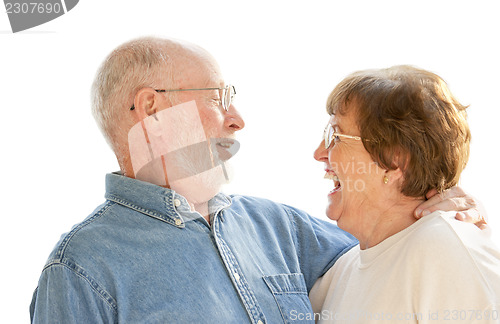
left=130, top=84, right=236, bottom=111
left=324, top=122, right=362, bottom=149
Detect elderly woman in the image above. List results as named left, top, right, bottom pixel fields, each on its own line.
left=310, top=65, right=500, bottom=323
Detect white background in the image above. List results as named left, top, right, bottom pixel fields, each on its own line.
left=1, top=0, right=499, bottom=322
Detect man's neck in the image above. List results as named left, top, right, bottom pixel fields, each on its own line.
left=121, top=162, right=214, bottom=223
left=192, top=202, right=210, bottom=224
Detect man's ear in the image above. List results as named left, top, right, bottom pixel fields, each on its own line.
left=132, top=88, right=164, bottom=120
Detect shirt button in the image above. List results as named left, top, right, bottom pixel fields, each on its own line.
left=234, top=272, right=240, bottom=282
left=175, top=219, right=182, bottom=226
left=257, top=320, right=263, bottom=324
left=174, top=199, right=181, bottom=207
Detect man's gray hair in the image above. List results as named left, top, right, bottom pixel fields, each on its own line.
left=91, top=37, right=175, bottom=154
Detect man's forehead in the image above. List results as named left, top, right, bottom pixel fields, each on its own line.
left=176, top=57, right=224, bottom=88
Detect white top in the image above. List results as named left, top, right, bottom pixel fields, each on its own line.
left=309, top=211, right=500, bottom=323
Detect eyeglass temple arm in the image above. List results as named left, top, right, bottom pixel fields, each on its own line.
left=130, top=87, right=229, bottom=110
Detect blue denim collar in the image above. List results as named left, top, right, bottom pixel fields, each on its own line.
left=104, top=172, right=231, bottom=228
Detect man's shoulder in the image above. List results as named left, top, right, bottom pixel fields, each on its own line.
left=229, top=194, right=287, bottom=212
left=44, top=201, right=117, bottom=265
left=227, top=194, right=315, bottom=222
left=229, top=194, right=319, bottom=215
left=227, top=194, right=355, bottom=246
left=229, top=194, right=285, bottom=206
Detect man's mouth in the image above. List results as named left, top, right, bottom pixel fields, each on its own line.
left=216, top=138, right=234, bottom=149
left=217, top=142, right=232, bottom=148
left=210, top=138, right=240, bottom=162
left=324, top=171, right=342, bottom=194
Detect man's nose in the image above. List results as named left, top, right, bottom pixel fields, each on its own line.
left=224, top=104, right=245, bottom=131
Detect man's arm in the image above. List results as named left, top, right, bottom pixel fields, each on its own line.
left=284, top=205, right=358, bottom=292
left=30, top=263, right=116, bottom=323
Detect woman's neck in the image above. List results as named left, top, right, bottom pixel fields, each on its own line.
left=356, top=197, right=425, bottom=250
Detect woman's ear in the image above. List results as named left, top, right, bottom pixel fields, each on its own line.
left=132, top=88, right=164, bottom=120
left=384, top=168, right=404, bottom=185
left=382, top=148, right=408, bottom=185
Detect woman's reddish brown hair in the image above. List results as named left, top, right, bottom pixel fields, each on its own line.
left=327, top=65, right=471, bottom=197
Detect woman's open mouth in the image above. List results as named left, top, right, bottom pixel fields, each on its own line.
left=324, top=171, right=342, bottom=195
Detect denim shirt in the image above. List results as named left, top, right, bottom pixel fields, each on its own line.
left=30, top=173, right=356, bottom=323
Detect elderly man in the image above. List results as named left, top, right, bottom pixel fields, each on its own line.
left=30, top=37, right=483, bottom=323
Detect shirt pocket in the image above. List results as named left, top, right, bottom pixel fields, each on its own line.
left=263, top=273, right=314, bottom=323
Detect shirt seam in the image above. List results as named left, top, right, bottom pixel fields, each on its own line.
left=212, top=209, right=266, bottom=323
left=55, top=201, right=115, bottom=259
left=284, top=207, right=300, bottom=267
left=43, top=260, right=118, bottom=314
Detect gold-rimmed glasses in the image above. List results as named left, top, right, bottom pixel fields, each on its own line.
left=324, top=122, right=362, bottom=149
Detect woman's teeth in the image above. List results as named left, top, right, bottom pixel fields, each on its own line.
left=324, top=173, right=339, bottom=182
left=324, top=172, right=341, bottom=194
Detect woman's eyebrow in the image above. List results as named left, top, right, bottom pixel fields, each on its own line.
left=331, top=123, right=344, bottom=133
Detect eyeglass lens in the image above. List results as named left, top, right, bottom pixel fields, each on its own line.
left=324, top=123, right=333, bottom=149
left=222, top=85, right=235, bottom=111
